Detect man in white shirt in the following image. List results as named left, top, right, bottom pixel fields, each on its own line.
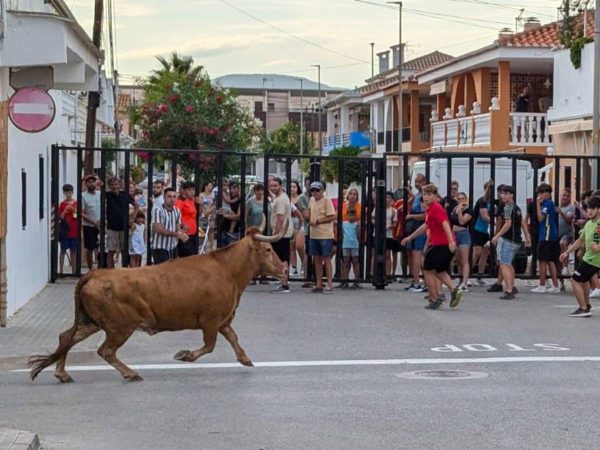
left=81, top=174, right=101, bottom=269
left=269, top=177, right=294, bottom=293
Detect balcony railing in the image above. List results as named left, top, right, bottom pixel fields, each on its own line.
left=321, top=131, right=371, bottom=154
left=509, top=113, right=551, bottom=146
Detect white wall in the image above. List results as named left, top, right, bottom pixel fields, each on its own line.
left=547, top=43, right=595, bottom=122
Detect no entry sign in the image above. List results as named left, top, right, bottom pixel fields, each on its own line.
left=8, top=87, right=56, bottom=133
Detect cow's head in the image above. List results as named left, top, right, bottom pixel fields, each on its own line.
left=246, top=217, right=288, bottom=280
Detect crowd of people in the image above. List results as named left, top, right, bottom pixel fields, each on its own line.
left=58, top=169, right=600, bottom=316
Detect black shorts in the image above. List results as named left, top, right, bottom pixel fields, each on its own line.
left=537, top=241, right=560, bottom=262
left=386, top=238, right=400, bottom=253
left=472, top=230, right=490, bottom=247
left=272, top=237, right=291, bottom=263
left=177, top=234, right=199, bottom=257
left=572, top=260, right=600, bottom=283
left=83, top=226, right=99, bottom=251
left=423, top=245, right=453, bottom=273
left=152, top=249, right=174, bottom=265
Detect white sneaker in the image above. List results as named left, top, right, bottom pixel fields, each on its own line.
left=561, top=267, right=570, bottom=276
left=466, top=279, right=473, bottom=287
left=546, top=286, right=560, bottom=294
left=590, top=288, right=600, bottom=298
left=531, top=286, right=546, bottom=294
left=526, top=280, right=538, bottom=287
left=458, top=283, right=469, bottom=292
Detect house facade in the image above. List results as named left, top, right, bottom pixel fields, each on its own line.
left=0, top=0, right=105, bottom=322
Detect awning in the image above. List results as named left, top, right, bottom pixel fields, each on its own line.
left=548, top=119, right=593, bottom=135
left=429, top=80, right=447, bottom=96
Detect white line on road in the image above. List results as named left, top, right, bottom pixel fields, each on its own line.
left=13, top=356, right=600, bottom=373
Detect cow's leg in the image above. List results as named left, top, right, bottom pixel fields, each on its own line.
left=219, top=325, right=253, bottom=367
left=173, top=323, right=219, bottom=362
left=97, top=328, right=142, bottom=381
left=54, top=323, right=100, bottom=383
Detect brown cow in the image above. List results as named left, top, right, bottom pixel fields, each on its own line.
left=29, top=226, right=286, bottom=382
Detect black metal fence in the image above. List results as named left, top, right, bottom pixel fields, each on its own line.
left=50, top=145, right=389, bottom=288
left=50, top=144, right=600, bottom=286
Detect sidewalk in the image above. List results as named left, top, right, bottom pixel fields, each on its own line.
left=0, top=280, right=103, bottom=370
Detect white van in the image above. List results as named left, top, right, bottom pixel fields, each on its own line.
left=410, top=157, right=551, bottom=211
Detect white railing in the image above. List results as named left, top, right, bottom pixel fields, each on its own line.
left=509, top=113, right=551, bottom=146
left=431, top=121, right=445, bottom=147
left=445, top=119, right=459, bottom=147
left=473, top=113, right=491, bottom=146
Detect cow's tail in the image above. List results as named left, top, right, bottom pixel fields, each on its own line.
left=28, top=272, right=94, bottom=381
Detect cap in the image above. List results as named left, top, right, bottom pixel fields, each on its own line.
left=83, top=174, right=98, bottom=182
left=310, top=181, right=323, bottom=190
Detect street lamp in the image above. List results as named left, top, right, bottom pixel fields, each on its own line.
left=295, top=78, right=304, bottom=155
left=311, top=64, right=322, bottom=155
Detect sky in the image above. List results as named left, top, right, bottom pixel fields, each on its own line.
left=69, top=0, right=562, bottom=89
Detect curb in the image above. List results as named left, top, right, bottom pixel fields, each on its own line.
left=0, top=429, right=40, bottom=450
left=0, top=350, right=99, bottom=371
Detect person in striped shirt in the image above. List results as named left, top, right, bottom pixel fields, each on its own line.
left=151, top=187, right=188, bottom=264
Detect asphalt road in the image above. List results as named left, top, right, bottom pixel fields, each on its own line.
left=1, top=282, right=600, bottom=449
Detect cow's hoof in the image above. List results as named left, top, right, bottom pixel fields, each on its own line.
left=55, top=373, right=74, bottom=383
left=173, top=350, right=192, bottom=361
left=239, top=358, right=254, bottom=367
left=126, top=374, right=144, bottom=382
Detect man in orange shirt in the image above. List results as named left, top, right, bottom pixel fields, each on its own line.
left=175, top=181, right=199, bottom=257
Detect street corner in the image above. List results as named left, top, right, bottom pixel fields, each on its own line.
left=0, top=428, right=40, bottom=450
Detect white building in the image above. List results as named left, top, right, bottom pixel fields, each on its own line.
left=0, top=0, right=104, bottom=322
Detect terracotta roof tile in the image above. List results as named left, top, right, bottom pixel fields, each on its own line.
left=402, top=51, right=454, bottom=71
left=498, top=10, right=595, bottom=48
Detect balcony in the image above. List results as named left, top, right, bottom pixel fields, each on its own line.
left=509, top=113, right=552, bottom=146
left=321, top=131, right=371, bottom=155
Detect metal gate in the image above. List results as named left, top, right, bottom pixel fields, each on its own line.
left=50, top=145, right=390, bottom=288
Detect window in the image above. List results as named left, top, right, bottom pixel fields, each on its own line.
left=255, top=101, right=263, bottom=112
left=21, top=170, right=27, bottom=229
left=39, top=155, right=44, bottom=220
left=268, top=103, right=275, bottom=112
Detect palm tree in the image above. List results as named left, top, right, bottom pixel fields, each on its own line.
left=147, top=52, right=204, bottom=85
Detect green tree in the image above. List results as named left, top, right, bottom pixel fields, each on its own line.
left=261, top=122, right=301, bottom=155
left=129, top=53, right=260, bottom=179
left=322, top=146, right=365, bottom=185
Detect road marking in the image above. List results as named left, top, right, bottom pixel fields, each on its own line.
left=13, top=356, right=600, bottom=373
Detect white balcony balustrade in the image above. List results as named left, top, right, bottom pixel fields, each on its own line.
left=509, top=113, right=551, bottom=146
left=473, top=113, right=491, bottom=146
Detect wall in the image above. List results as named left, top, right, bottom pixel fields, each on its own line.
left=547, top=43, right=594, bottom=122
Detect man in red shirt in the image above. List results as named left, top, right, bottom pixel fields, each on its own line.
left=58, top=184, right=78, bottom=274
left=175, top=181, right=200, bottom=257
left=402, top=183, right=462, bottom=310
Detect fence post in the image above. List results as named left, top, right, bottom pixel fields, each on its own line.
left=146, top=152, right=154, bottom=265
left=50, top=144, right=59, bottom=282
left=373, top=157, right=387, bottom=290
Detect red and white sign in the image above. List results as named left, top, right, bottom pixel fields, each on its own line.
left=8, top=87, right=56, bottom=133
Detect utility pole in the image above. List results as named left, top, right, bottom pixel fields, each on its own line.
left=311, top=64, right=322, bottom=154
left=296, top=78, right=304, bottom=155
left=370, top=42, right=376, bottom=154
left=84, top=0, right=103, bottom=173
left=370, top=42, right=375, bottom=80
left=388, top=1, right=403, bottom=155
left=592, top=0, right=600, bottom=187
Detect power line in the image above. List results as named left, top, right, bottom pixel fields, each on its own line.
left=352, top=0, right=506, bottom=30
left=217, top=0, right=368, bottom=63
left=445, top=0, right=556, bottom=19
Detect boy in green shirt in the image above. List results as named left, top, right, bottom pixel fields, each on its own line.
left=560, top=196, right=600, bottom=317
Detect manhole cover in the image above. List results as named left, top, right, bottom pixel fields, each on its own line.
left=395, top=370, right=488, bottom=380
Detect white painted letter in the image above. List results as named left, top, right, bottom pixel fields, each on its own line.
left=506, top=343, right=535, bottom=352
left=463, top=344, right=497, bottom=352
left=430, top=345, right=463, bottom=352
left=534, top=343, right=571, bottom=351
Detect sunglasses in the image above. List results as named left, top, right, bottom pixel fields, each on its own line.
left=310, top=188, right=320, bottom=192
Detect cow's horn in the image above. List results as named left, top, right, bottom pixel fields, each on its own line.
left=252, top=218, right=289, bottom=243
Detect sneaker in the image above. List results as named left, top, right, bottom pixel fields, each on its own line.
left=561, top=267, right=570, bottom=276
left=487, top=283, right=503, bottom=293
left=458, top=283, right=469, bottom=293
left=350, top=283, right=362, bottom=290
left=475, top=278, right=488, bottom=286
left=500, top=291, right=516, bottom=300
left=323, top=287, right=333, bottom=294
left=568, top=308, right=591, bottom=317
left=526, top=280, right=538, bottom=287
left=290, top=267, right=298, bottom=276
left=271, top=285, right=290, bottom=294
left=424, top=299, right=443, bottom=310
left=302, top=282, right=315, bottom=288
left=404, top=283, right=416, bottom=291
left=590, top=288, right=600, bottom=298
left=531, top=286, right=546, bottom=294
left=546, top=286, right=560, bottom=294
left=450, top=287, right=463, bottom=308
left=310, top=287, right=323, bottom=293
left=466, top=279, right=473, bottom=287
left=337, top=282, right=350, bottom=289
left=409, top=284, right=427, bottom=293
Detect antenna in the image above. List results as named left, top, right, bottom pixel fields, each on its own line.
left=515, top=8, right=525, bottom=33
